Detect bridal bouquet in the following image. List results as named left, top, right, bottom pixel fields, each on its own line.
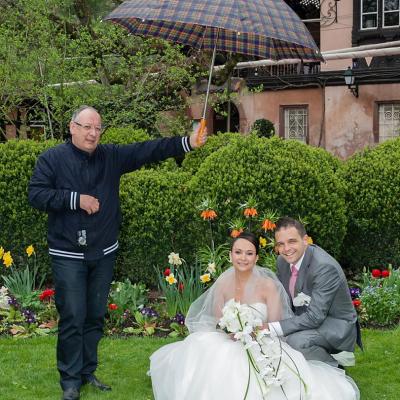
left=218, top=299, right=287, bottom=399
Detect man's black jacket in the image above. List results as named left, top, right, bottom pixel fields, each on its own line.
left=28, top=137, right=192, bottom=260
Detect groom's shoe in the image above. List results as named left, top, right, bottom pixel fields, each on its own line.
left=61, top=387, right=80, bottom=400
left=82, top=374, right=112, bottom=391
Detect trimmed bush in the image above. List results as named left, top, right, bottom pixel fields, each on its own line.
left=0, top=139, right=59, bottom=278
left=181, top=132, right=241, bottom=174
left=341, top=138, right=400, bottom=271
left=251, top=118, right=275, bottom=138
left=101, top=127, right=150, bottom=144
left=116, top=169, right=196, bottom=286
left=187, top=135, right=347, bottom=257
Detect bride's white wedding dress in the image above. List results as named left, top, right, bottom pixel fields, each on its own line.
left=150, top=303, right=359, bottom=400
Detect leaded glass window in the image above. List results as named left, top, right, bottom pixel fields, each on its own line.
left=379, top=103, right=400, bottom=141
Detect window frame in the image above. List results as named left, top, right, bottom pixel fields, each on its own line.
left=359, top=0, right=400, bottom=31
left=279, top=105, right=309, bottom=144
left=360, top=0, right=379, bottom=30
left=373, top=100, right=400, bottom=143
left=382, top=0, right=400, bottom=28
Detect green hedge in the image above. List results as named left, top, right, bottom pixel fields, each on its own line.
left=101, top=127, right=150, bottom=144
left=181, top=132, right=241, bottom=174
left=341, top=138, right=400, bottom=270
left=0, top=139, right=58, bottom=278
left=187, top=135, right=347, bottom=257
left=7, top=131, right=398, bottom=285
left=116, top=169, right=196, bottom=286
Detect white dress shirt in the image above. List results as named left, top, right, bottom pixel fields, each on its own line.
left=269, top=252, right=305, bottom=336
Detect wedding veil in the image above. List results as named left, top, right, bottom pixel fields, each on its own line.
left=186, top=266, right=293, bottom=333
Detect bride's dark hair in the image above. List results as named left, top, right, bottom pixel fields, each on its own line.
left=231, top=231, right=259, bottom=255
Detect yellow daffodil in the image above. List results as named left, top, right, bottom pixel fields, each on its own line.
left=26, top=245, right=35, bottom=257
left=200, top=273, right=211, bottom=283
left=259, top=237, right=267, bottom=248
left=307, top=236, right=313, bottom=245
left=3, top=251, right=13, bottom=268
left=0, top=246, right=4, bottom=259
left=165, top=273, right=177, bottom=285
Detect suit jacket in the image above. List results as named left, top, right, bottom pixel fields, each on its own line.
left=277, top=245, right=358, bottom=352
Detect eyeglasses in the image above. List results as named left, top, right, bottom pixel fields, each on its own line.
left=73, top=121, right=104, bottom=135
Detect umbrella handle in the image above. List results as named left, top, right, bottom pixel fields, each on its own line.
left=196, top=118, right=207, bottom=146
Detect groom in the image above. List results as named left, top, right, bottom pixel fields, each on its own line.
left=269, top=217, right=359, bottom=367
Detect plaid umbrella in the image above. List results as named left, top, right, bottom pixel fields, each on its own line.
left=105, top=0, right=321, bottom=137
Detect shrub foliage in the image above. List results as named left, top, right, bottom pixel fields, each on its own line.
left=341, top=138, right=400, bottom=270
left=187, top=135, right=347, bottom=257
left=0, top=139, right=58, bottom=277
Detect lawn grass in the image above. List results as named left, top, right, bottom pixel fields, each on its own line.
left=0, top=328, right=399, bottom=399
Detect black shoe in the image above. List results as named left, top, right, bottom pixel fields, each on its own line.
left=82, top=374, right=112, bottom=391
left=62, top=387, right=80, bottom=400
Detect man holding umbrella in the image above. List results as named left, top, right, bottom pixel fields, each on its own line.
left=28, top=105, right=207, bottom=400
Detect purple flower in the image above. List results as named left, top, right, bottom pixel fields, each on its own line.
left=8, top=296, right=18, bottom=307
left=349, top=287, right=361, bottom=299
left=22, top=309, right=36, bottom=324
left=173, top=313, right=185, bottom=325
left=140, top=307, right=158, bottom=318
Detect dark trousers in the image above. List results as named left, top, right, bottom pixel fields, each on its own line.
left=52, top=253, right=115, bottom=390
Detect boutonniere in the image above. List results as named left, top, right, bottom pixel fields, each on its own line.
left=293, top=292, right=311, bottom=307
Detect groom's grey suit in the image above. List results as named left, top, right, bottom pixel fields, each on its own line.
left=277, top=244, right=358, bottom=364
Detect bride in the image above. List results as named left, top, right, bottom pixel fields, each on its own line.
left=149, top=232, right=360, bottom=400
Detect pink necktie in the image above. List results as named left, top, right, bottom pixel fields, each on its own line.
left=289, top=264, right=299, bottom=298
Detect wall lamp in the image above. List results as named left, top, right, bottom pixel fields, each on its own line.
left=344, top=66, right=359, bottom=98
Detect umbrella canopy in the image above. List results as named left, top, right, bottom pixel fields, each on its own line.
left=104, top=0, right=321, bottom=61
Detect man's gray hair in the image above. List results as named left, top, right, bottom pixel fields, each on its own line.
left=71, top=105, right=99, bottom=122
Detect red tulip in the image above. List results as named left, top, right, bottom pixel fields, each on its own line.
left=178, top=282, right=184, bottom=292
left=164, top=268, right=171, bottom=276
left=108, top=303, right=118, bottom=310
left=352, top=299, right=361, bottom=308
left=381, top=270, right=390, bottom=278
left=39, top=289, right=55, bottom=301
left=371, top=269, right=382, bottom=278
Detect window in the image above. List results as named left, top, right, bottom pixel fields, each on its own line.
left=383, top=0, right=400, bottom=27
left=378, top=103, right=400, bottom=142
left=361, top=0, right=379, bottom=28
left=360, top=0, right=400, bottom=29
left=280, top=106, right=308, bottom=143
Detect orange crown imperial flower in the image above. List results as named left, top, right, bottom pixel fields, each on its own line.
left=243, top=207, right=258, bottom=218
left=200, top=209, right=218, bottom=221
left=230, top=228, right=244, bottom=238
left=261, top=219, right=276, bottom=231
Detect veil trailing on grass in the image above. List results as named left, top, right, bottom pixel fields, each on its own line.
left=185, top=265, right=293, bottom=333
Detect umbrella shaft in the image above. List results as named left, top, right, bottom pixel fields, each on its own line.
left=202, top=29, right=219, bottom=120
